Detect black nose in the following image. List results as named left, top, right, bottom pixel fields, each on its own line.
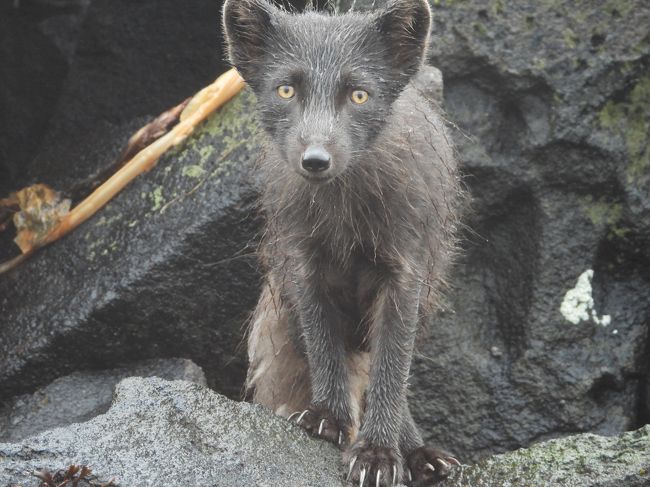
left=301, top=146, right=331, bottom=173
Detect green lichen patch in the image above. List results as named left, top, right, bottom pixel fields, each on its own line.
left=182, top=165, right=206, bottom=179
left=441, top=426, right=650, bottom=487
left=150, top=186, right=165, bottom=212
left=563, top=27, right=579, bottom=49
left=599, top=72, right=650, bottom=183
left=579, top=195, right=629, bottom=238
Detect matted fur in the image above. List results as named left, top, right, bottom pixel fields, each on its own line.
left=248, top=282, right=370, bottom=437
left=224, top=0, right=465, bottom=484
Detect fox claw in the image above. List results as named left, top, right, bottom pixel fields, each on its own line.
left=287, top=405, right=347, bottom=447
left=296, top=409, right=309, bottom=424
left=348, top=456, right=357, bottom=480
left=345, top=442, right=402, bottom=486
left=407, top=446, right=459, bottom=485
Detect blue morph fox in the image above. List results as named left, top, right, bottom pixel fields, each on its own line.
left=222, top=0, right=464, bottom=485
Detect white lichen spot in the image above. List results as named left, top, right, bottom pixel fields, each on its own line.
left=560, top=269, right=611, bottom=327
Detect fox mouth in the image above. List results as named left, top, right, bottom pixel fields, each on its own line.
left=298, top=169, right=334, bottom=183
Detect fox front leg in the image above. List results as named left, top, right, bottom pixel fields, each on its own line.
left=285, top=264, right=353, bottom=447
left=345, top=274, right=421, bottom=486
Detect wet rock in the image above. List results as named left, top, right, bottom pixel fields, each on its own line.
left=0, top=90, right=263, bottom=401
left=440, top=425, right=650, bottom=487
left=1, top=377, right=647, bottom=487
left=407, top=0, right=650, bottom=462
left=0, top=358, right=206, bottom=443
left=23, top=0, right=230, bottom=194
left=0, top=1, right=78, bottom=196
left=0, top=377, right=343, bottom=487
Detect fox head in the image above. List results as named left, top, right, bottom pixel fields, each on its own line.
left=222, top=0, right=431, bottom=183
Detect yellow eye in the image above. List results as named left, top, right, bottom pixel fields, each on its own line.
left=277, top=85, right=295, bottom=99
left=351, top=90, right=369, bottom=105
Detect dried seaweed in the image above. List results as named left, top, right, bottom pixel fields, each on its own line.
left=30, top=464, right=116, bottom=487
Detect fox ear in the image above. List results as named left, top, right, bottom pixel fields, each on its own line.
left=375, top=0, right=431, bottom=78
left=222, top=0, right=279, bottom=84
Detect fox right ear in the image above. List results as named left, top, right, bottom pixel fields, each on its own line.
left=375, top=0, right=431, bottom=79
left=222, top=0, right=278, bottom=84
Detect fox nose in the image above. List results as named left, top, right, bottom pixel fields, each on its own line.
left=301, top=146, right=331, bottom=173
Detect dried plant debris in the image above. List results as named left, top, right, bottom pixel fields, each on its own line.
left=26, top=465, right=117, bottom=487
left=10, top=184, right=71, bottom=253
left=68, top=97, right=192, bottom=203
left=0, top=195, right=20, bottom=232
left=0, top=68, right=245, bottom=275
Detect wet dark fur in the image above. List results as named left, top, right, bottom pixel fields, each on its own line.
left=222, top=1, right=465, bottom=485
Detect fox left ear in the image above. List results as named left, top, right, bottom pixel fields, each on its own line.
left=375, top=0, right=432, bottom=78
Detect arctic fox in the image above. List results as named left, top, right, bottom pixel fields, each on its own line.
left=222, top=1, right=464, bottom=485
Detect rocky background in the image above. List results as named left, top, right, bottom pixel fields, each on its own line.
left=1, top=0, right=649, bottom=484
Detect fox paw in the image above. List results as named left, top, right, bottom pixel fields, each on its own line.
left=405, top=446, right=460, bottom=486
left=345, top=442, right=402, bottom=487
left=287, top=407, right=347, bottom=447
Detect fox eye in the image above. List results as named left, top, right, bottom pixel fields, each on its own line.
left=351, top=90, right=369, bottom=105
left=277, top=85, right=295, bottom=99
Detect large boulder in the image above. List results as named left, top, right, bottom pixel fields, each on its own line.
left=440, top=425, right=650, bottom=487
left=0, top=377, right=343, bottom=487
left=0, top=358, right=206, bottom=443
left=408, top=0, right=650, bottom=462
left=0, top=90, right=262, bottom=400
left=0, top=0, right=261, bottom=401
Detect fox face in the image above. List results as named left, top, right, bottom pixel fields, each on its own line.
left=223, top=0, right=431, bottom=183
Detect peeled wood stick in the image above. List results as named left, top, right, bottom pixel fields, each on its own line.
left=0, top=68, right=246, bottom=274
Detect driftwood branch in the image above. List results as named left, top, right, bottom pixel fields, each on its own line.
left=0, top=68, right=245, bottom=275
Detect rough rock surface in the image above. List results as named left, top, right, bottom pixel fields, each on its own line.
left=1, top=377, right=648, bottom=487
left=15, top=0, right=228, bottom=193
left=0, top=0, right=86, bottom=196
left=0, top=377, right=343, bottom=487
left=411, top=0, right=650, bottom=462
left=0, top=358, right=206, bottom=443
left=0, top=89, right=262, bottom=400
left=440, top=425, right=650, bottom=487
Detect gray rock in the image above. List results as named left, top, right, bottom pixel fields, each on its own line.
left=0, top=358, right=205, bottom=443
left=21, top=0, right=231, bottom=192
left=0, top=89, right=262, bottom=401
left=0, top=3, right=73, bottom=197
left=406, top=0, right=650, bottom=462
left=1, top=377, right=647, bottom=487
left=440, top=425, right=650, bottom=487
left=0, top=377, right=344, bottom=487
